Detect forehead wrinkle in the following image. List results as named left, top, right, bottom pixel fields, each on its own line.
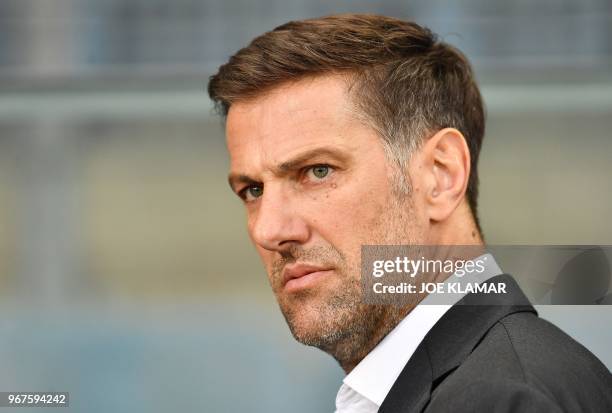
left=227, top=74, right=362, bottom=185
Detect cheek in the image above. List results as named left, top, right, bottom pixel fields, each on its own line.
left=310, top=176, right=392, bottom=249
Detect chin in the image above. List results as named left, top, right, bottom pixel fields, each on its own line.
left=288, top=317, right=344, bottom=349
left=281, top=296, right=357, bottom=349
left=281, top=299, right=322, bottom=336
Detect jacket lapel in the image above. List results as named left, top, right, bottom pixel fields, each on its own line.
left=379, top=274, right=536, bottom=413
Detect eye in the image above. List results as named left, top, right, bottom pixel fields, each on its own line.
left=307, top=164, right=332, bottom=180
left=240, top=184, right=263, bottom=202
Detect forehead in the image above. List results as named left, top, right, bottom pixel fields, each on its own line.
left=225, top=75, right=358, bottom=159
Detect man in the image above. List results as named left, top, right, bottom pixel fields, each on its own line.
left=208, top=14, right=612, bottom=412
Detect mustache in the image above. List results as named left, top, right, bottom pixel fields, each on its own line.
left=271, top=244, right=346, bottom=278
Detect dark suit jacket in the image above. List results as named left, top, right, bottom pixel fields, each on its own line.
left=379, top=274, right=612, bottom=413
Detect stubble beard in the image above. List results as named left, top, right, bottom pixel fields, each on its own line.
left=270, top=195, right=419, bottom=372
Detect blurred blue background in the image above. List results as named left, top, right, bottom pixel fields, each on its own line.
left=0, top=1, right=611, bottom=412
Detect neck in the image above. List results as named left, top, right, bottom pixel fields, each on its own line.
left=326, top=304, right=413, bottom=374
left=430, top=203, right=483, bottom=245
left=328, top=206, right=483, bottom=373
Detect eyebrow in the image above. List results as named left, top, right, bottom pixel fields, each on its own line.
left=227, top=147, right=350, bottom=192
left=277, top=147, right=349, bottom=172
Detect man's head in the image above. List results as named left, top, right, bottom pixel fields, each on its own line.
left=208, top=14, right=485, bottom=371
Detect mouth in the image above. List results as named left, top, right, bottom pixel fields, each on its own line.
left=282, top=264, right=334, bottom=293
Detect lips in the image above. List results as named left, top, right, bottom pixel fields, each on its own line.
left=282, top=264, right=333, bottom=292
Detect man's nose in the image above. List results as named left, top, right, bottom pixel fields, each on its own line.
left=249, top=186, right=310, bottom=252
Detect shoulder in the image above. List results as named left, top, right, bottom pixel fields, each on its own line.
left=498, top=312, right=611, bottom=394
left=427, top=378, right=563, bottom=413
left=429, top=311, right=612, bottom=412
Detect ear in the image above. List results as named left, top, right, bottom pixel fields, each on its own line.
left=420, top=128, right=471, bottom=223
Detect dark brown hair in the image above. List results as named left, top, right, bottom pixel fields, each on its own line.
left=208, top=14, right=485, bottom=230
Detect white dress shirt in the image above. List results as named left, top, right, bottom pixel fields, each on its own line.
left=335, top=254, right=503, bottom=413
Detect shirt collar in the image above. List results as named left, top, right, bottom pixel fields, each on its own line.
left=340, top=253, right=502, bottom=407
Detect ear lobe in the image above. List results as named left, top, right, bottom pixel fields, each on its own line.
left=425, top=128, right=471, bottom=222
